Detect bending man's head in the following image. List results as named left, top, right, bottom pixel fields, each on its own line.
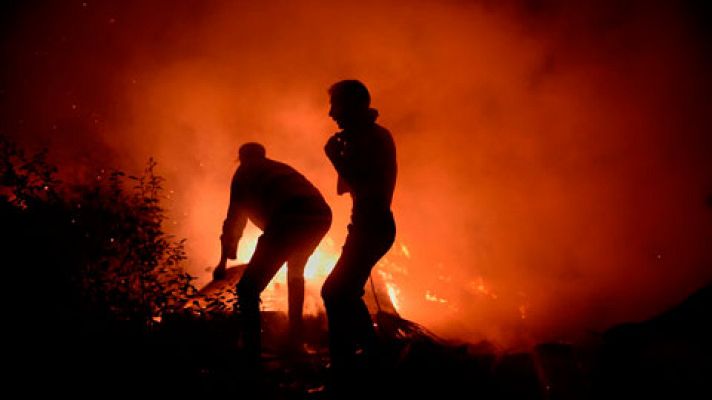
left=328, top=80, right=374, bottom=129
left=238, top=142, right=266, bottom=163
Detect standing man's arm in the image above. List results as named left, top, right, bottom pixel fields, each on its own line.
left=325, top=134, right=350, bottom=176
left=214, top=174, right=248, bottom=280
left=325, top=132, right=365, bottom=190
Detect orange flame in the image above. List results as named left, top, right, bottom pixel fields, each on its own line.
left=231, top=231, right=406, bottom=316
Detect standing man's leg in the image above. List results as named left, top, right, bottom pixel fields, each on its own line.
left=321, top=251, right=374, bottom=369
left=321, top=218, right=395, bottom=370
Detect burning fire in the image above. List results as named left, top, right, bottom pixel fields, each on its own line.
left=200, top=228, right=531, bottom=336
left=229, top=227, right=405, bottom=316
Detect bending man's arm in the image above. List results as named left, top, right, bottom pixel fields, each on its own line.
left=220, top=202, right=247, bottom=262
left=214, top=175, right=247, bottom=280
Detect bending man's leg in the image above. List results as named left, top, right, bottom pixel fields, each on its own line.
left=236, top=231, right=289, bottom=361
left=286, top=216, right=331, bottom=345
left=287, top=251, right=307, bottom=338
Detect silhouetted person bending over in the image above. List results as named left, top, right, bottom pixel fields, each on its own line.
left=215, top=142, right=332, bottom=360
left=322, top=80, right=397, bottom=373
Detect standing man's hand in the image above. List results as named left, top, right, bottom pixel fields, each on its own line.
left=325, top=134, right=344, bottom=161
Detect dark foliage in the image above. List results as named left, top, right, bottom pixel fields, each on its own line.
left=1, top=135, right=199, bottom=334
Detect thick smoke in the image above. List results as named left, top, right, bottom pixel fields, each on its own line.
left=2, top=0, right=711, bottom=348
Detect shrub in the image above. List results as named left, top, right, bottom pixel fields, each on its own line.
left=0, top=136, right=197, bottom=328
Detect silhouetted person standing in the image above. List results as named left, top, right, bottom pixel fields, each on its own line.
left=322, top=80, right=397, bottom=376
left=215, top=142, right=332, bottom=361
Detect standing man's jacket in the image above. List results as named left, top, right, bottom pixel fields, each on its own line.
left=326, top=109, right=397, bottom=224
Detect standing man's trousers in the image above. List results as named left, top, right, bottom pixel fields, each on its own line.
left=321, top=211, right=395, bottom=370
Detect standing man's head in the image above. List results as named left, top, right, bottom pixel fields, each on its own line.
left=328, top=80, right=374, bottom=129
left=238, top=142, right=266, bottom=164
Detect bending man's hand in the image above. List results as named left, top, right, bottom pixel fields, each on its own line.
left=213, top=260, right=227, bottom=281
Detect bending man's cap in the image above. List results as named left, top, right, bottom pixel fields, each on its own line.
left=238, top=142, right=266, bottom=163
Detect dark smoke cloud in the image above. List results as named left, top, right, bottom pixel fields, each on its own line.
left=2, top=0, right=711, bottom=348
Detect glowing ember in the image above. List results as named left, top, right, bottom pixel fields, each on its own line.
left=425, top=290, right=448, bottom=304
left=400, top=243, right=411, bottom=259
left=386, top=282, right=401, bottom=311
left=469, top=277, right=498, bottom=300
left=375, top=267, right=404, bottom=313
left=519, top=304, right=529, bottom=320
